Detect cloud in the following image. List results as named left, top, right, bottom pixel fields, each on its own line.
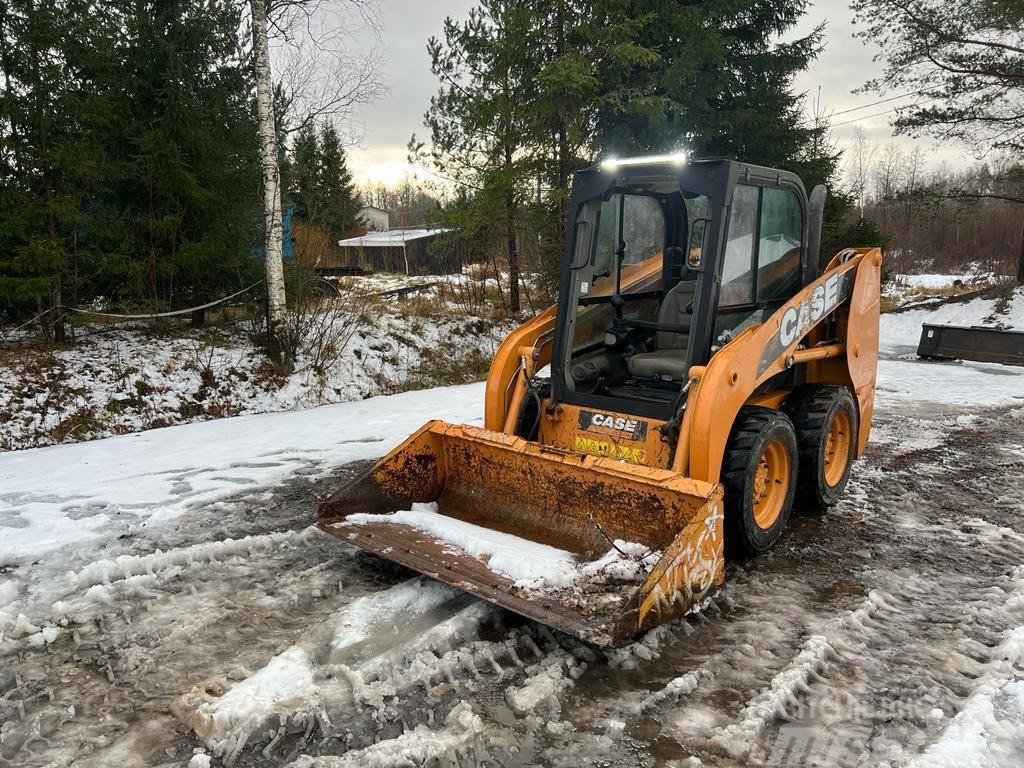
left=347, top=0, right=972, bottom=184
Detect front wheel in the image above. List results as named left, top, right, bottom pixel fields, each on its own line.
left=722, top=407, right=799, bottom=556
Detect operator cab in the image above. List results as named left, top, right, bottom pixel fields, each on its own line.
left=552, top=156, right=816, bottom=421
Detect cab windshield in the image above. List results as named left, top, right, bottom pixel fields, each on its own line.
left=562, top=185, right=710, bottom=410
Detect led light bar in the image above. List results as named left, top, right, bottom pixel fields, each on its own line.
left=600, top=151, right=687, bottom=170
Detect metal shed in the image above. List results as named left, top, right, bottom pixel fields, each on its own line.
left=336, top=228, right=461, bottom=275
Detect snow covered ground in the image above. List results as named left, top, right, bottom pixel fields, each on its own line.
left=877, top=285, right=1024, bottom=411
left=1, top=285, right=1023, bottom=768
left=0, top=383, right=486, bottom=564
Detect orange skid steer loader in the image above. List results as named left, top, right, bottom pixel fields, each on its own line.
left=319, top=156, right=881, bottom=648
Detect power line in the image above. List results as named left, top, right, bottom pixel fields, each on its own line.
left=832, top=108, right=902, bottom=128
left=831, top=98, right=939, bottom=128
left=830, top=92, right=917, bottom=117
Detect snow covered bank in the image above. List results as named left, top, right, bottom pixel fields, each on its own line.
left=0, top=272, right=511, bottom=450
left=0, top=383, right=485, bottom=564
left=880, top=285, right=1023, bottom=355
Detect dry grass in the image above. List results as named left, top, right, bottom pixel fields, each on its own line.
left=389, top=345, right=494, bottom=394
left=880, top=295, right=902, bottom=314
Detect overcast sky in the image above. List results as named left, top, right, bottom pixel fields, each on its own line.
left=344, top=0, right=971, bottom=187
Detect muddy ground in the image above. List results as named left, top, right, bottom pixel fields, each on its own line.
left=2, top=386, right=1023, bottom=767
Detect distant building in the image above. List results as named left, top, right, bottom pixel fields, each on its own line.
left=358, top=205, right=390, bottom=232
left=337, top=228, right=461, bottom=275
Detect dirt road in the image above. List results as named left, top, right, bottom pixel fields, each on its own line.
left=2, top=393, right=1023, bottom=767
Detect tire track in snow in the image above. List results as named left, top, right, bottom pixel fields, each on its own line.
left=0, top=526, right=387, bottom=766
left=170, top=578, right=555, bottom=765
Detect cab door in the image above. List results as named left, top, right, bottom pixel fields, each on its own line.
left=712, top=183, right=806, bottom=349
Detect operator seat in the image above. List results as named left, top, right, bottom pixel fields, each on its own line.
left=627, top=280, right=696, bottom=380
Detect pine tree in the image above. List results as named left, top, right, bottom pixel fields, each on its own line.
left=422, top=1, right=543, bottom=313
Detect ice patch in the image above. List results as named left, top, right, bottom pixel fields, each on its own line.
left=0, top=579, right=18, bottom=634
left=287, top=702, right=484, bottom=767
left=337, top=601, right=495, bottom=710
left=505, top=651, right=583, bottom=717
left=174, top=646, right=323, bottom=763
left=329, top=578, right=458, bottom=663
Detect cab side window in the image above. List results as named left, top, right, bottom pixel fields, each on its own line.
left=756, top=187, right=803, bottom=302
left=720, top=184, right=758, bottom=306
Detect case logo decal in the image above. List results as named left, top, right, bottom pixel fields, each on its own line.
left=578, top=410, right=648, bottom=441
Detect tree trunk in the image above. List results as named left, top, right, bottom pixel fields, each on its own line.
left=1016, top=217, right=1024, bottom=284
left=50, top=275, right=65, bottom=343
left=251, top=0, right=287, bottom=347
left=505, top=192, right=520, bottom=314
left=554, top=0, right=569, bottom=258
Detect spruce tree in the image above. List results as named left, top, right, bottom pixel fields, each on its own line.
left=1, top=0, right=262, bottom=331
left=287, top=123, right=360, bottom=242
left=422, top=1, right=543, bottom=313
left=318, top=125, right=360, bottom=240
left=290, top=125, right=321, bottom=223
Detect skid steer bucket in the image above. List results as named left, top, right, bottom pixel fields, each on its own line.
left=318, top=421, right=724, bottom=648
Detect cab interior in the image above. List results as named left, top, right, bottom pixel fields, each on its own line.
left=562, top=174, right=806, bottom=413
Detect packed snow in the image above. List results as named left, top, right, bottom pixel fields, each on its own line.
left=342, top=501, right=660, bottom=591
left=0, top=382, right=486, bottom=564
left=177, top=645, right=321, bottom=762
left=287, top=702, right=484, bottom=768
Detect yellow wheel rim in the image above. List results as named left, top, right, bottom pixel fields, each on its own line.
left=752, top=439, right=790, bottom=529
left=823, top=410, right=853, bottom=487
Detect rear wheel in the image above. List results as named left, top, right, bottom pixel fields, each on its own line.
left=784, top=385, right=859, bottom=513
left=722, top=408, right=799, bottom=556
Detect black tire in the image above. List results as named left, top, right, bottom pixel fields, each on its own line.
left=783, top=384, right=859, bottom=514
left=722, top=407, right=799, bottom=556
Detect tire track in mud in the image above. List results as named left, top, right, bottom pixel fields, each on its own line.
left=3, top=407, right=1024, bottom=767
left=513, top=406, right=1024, bottom=767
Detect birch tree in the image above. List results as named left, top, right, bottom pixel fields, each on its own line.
left=251, top=0, right=288, bottom=346
left=250, top=0, right=380, bottom=350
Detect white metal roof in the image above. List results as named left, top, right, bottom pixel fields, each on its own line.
left=337, top=228, right=454, bottom=248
